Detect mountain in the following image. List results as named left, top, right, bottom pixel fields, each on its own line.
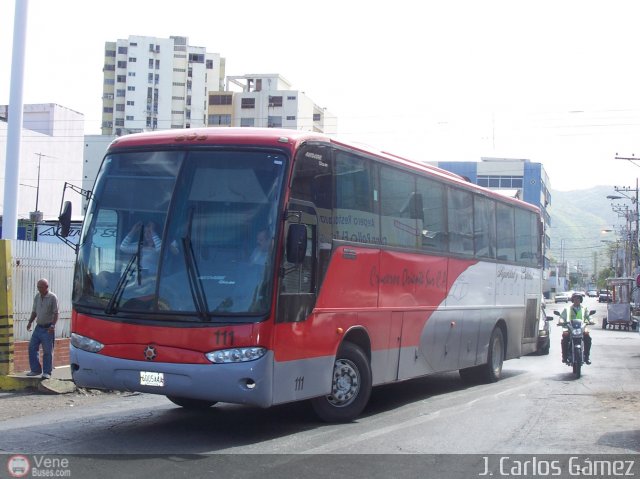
left=547, top=185, right=628, bottom=276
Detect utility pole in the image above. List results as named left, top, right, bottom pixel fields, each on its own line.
left=613, top=154, right=640, bottom=302
left=611, top=180, right=639, bottom=278
left=28, top=152, right=51, bottom=223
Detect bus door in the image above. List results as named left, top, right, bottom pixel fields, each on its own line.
left=276, top=201, right=317, bottom=323
left=272, top=201, right=325, bottom=404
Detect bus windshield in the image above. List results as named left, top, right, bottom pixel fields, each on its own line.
left=74, top=148, right=287, bottom=320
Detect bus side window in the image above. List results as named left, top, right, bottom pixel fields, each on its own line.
left=417, top=177, right=447, bottom=252
left=447, top=187, right=474, bottom=256
left=474, top=195, right=496, bottom=259
left=515, top=209, right=538, bottom=266
left=496, top=203, right=516, bottom=262
left=380, top=166, right=419, bottom=249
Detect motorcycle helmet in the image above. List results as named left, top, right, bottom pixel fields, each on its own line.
left=571, top=292, right=583, bottom=303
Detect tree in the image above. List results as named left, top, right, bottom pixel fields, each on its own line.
left=597, top=267, right=615, bottom=289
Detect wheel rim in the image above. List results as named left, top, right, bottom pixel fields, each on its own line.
left=327, top=358, right=360, bottom=407
left=491, top=334, right=503, bottom=375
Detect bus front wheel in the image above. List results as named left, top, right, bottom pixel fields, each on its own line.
left=311, top=342, right=372, bottom=423
left=166, top=396, right=217, bottom=409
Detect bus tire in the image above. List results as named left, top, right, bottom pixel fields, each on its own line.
left=166, top=396, right=217, bottom=409
left=310, top=342, right=372, bottom=423
left=479, top=327, right=504, bottom=383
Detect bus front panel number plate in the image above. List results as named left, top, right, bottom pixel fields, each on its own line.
left=140, top=371, right=164, bottom=387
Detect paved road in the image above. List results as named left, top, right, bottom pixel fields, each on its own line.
left=1, top=297, right=637, bottom=477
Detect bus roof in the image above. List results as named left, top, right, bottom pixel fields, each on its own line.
left=107, top=127, right=540, bottom=214
left=107, top=127, right=325, bottom=151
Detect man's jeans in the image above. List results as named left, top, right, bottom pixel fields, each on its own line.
left=28, top=325, right=54, bottom=375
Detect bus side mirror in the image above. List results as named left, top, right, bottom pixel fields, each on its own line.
left=58, top=201, right=72, bottom=237
left=286, top=224, right=307, bottom=264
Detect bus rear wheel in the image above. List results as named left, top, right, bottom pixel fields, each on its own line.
left=166, top=396, right=217, bottom=409
left=459, top=327, right=504, bottom=384
left=480, top=327, right=504, bottom=383
left=311, top=342, right=372, bottom=423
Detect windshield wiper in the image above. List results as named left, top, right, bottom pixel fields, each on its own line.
left=105, top=225, right=145, bottom=314
left=182, top=209, right=210, bottom=321
left=105, top=253, right=138, bottom=315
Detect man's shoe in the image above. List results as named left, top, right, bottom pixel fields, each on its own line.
left=585, top=358, right=591, bottom=365
left=26, top=371, right=41, bottom=377
left=41, top=373, right=51, bottom=379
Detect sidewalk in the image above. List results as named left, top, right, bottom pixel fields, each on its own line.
left=0, top=365, right=75, bottom=393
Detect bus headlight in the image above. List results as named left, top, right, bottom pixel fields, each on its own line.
left=206, top=347, right=267, bottom=364
left=70, top=333, right=104, bottom=353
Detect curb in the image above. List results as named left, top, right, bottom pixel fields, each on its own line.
left=0, top=375, right=77, bottom=394
left=0, top=365, right=74, bottom=392
left=0, top=374, right=41, bottom=391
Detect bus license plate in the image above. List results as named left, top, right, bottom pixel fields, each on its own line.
left=140, top=371, right=164, bottom=387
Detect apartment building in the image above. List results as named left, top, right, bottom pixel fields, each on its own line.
left=101, top=35, right=225, bottom=136
left=209, top=74, right=336, bottom=134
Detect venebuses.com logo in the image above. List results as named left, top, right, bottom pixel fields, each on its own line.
left=7, top=455, right=30, bottom=478
left=6, top=455, right=71, bottom=477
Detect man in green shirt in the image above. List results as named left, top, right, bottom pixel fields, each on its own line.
left=559, top=293, right=593, bottom=364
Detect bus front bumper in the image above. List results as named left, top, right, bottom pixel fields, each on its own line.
left=70, top=345, right=274, bottom=408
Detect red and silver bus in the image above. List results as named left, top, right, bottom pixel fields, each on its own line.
left=65, top=128, right=543, bottom=422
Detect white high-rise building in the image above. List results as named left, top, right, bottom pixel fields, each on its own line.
left=101, top=35, right=225, bottom=136
left=214, top=74, right=336, bottom=134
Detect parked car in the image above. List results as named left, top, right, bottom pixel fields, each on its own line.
left=598, top=290, right=612, bottom=303
left=554, top=292, right=571, bottom=303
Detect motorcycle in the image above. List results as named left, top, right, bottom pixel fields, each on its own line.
left=553, top=310, right=595, bottom=379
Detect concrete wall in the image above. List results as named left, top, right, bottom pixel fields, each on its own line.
left=0, top=240, right=75, bottom=374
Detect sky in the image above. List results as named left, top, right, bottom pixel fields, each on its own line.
left=3, top=0, right=640, bottom=192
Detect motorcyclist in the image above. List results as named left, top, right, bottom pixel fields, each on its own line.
left=559, top=293, right=593, bottom=364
